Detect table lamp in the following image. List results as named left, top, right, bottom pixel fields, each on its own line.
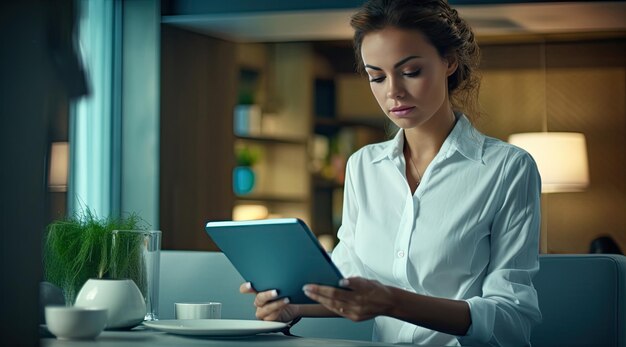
left=508, top=132, right=590, bottom=252
left=49, top=141, right=69, bottom=192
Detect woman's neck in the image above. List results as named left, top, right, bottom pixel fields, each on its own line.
left=404, top=108, right=457, bottom=159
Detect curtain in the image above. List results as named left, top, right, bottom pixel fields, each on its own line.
left=69, top=0, right=120, bottom=218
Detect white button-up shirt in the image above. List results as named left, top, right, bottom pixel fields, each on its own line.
left=331, top=114, right=542, bottom=346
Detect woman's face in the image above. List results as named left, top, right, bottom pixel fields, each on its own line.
left=361, top=27, right=457, bottom=130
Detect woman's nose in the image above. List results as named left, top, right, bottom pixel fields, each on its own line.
left=386, top=77, right=405, bottom=100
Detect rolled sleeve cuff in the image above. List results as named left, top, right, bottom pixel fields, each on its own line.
left=457, top=297, right=496, bottom=344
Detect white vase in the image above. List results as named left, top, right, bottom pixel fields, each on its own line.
left=74, top=279, right=146, bottom=329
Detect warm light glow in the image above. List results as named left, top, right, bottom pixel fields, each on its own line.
left=508, top=132, right=589, bottom=193
left=317, top=234, right=335, bottom=252
left=233, top=204, right=269, bottom=221
left=49, top=142, right=69, bottom=192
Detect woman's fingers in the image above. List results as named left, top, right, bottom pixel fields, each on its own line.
left=303, top=277, right=389, bottom=321
left=303, top=284, right=348, bottom=315
left=255, top=297, right=291, bottom=321
left=239, top=283, right=298, bottom=323
left=304, top=282, right=351, bottom=302
left=253, top=289, right=279, bottom=307
left=239, top=282, right=256, bottom=294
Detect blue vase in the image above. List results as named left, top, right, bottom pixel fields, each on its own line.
left=233, top=166, right=255, bottom=195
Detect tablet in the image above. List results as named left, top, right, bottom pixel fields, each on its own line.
left=205, top=218, right=344, bottom=304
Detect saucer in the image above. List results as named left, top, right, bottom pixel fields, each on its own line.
left=143, top=319, right=287, bottom=337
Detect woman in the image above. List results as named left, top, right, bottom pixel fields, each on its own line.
left=241, top=0, right=542, bottom=345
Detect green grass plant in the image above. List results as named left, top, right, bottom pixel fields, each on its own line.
left=43, top=207, right=147, bottom=305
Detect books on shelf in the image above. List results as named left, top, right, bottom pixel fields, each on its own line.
left=234, top=104, right=262, bottom=136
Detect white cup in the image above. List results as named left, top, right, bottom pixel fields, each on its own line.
left=45, top=306, right=108, bottom=340
left=175, top=302, right=222, bottom=320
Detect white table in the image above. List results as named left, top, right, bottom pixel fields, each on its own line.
left=41, top=329, right=406, bottom=347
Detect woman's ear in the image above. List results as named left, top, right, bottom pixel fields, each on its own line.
left=445, top=55, right=459, bottom=77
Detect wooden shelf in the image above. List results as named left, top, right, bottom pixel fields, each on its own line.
left=314, top=117, right=386, bottom=130
left=314, top=117, right=388, bottom=137
left=235, top=194, right=308, bottom=204
left=236, top=134, right=307, bottom=145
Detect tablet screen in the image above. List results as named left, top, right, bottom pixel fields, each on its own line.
left=205, top=218, right=344, bottom=304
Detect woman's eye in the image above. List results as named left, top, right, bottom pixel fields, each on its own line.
left=403, top=70, right=421, bottom=77
left=369, top=76, right=385, bottom=83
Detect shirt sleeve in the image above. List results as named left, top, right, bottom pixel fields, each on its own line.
left=331, top=155, right=366, bottom=278
left=457, top=150, right=543, bottom=346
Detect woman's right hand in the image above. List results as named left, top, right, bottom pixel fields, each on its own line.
left=239, top=282, right=300, bottom=323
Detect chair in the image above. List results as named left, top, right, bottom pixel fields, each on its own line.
left=531, top=254, right=626, bottom=347
left=159, top=251, right=626, bottom=345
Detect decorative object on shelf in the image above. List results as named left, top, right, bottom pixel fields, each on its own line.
left=43, top=207, right=161, bottom=322
left=233, top=166, right=256, bottom=195
left=233, top=145, right=261, bottom=195
left=234, top=104, right=262, bottom=136
left=235, top=144, right=261, bottom=167
left=235, top=67, right=264, bottom=136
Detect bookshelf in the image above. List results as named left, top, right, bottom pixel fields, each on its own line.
left=232, top=43, right=312, bottom=225
left=310, top=72, right=388, bottom=242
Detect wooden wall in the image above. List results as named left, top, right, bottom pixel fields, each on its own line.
left=477, top=39, right=626, bottom=253
left=159, top=28, right=626, bottom=254
left=160, top=25, right=237, bottom=250
left=316, top=37, right=626, bottom=254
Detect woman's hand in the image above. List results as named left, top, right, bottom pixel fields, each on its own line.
left=302, top=277, right=394, bottom=322
left=239, top=282, right=300, bottom=323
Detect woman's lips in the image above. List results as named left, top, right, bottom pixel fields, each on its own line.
left=390, top=106, right=415, bottom=117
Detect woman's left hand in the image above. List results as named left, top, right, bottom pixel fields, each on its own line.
left=302, top=277, right=394, bottom=321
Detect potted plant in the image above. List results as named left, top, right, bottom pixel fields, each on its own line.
left=43, top=207, right=148, bottom=306
left=234, top=145, right=261, bottom=195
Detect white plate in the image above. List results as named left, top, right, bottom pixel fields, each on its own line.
left=143, top=319, right=287, bottom=337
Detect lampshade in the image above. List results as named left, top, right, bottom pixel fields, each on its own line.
left=233, top=204, right=269, bottom=221
left=49, top=142, right=69, bottom=192
left=508, top=132, right=589, bottom=193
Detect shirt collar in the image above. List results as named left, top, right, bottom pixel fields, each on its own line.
left=372, top=128, right=404, bottom=163
left=371, top=113, right=484, bottom=164
left=444, top=113, right=485, bottom=162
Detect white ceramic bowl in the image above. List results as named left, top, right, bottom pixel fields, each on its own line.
left=75, top=279, right=146, bottom=329
left=45, top=306, right=107, bottom=340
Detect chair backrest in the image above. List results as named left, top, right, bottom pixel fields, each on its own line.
left=159, top=251, right=626, bottom=345
left=531, top=254, right=626, bottom=347
left=159, top=250, right=256, bottom=320
left=159, top=250, right=373, bottom=341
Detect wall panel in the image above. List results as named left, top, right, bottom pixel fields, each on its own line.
left=160, top=25, right=236, bottom=250
left=478, top=40, right=626, bottom=253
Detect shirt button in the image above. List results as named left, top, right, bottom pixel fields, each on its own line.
left=397, top=250, right=405, bottom=258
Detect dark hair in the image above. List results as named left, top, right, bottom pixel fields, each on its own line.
left=589, top=236, right=623, bottom=255
left=351, top=0, right=481, bottom=118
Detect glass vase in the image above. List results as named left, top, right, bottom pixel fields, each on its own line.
left=110, top=229, right=161, bottom=321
